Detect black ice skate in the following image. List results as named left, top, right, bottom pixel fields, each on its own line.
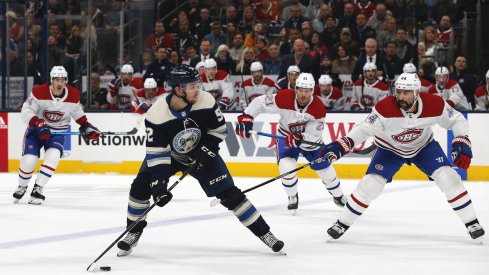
left=288, top=194, right=299, bottom=210
left=259, top=231, right=285, bottom=254
left=28, top=184, right=45, bottom=205
left=327, top=220, right=349, bottom=240
left=467, top=223, right=485, bottom=244
left=332, top=194, right=347, bottom=208
left=117, top=231, right=143, bottom=257
left=13, top=185, right=28, bottom=203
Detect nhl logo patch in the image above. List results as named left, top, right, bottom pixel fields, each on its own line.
left=375, top=164, right=383, bottom=170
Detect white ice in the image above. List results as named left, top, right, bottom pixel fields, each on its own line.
left=1, top=173, right=488, bottom=275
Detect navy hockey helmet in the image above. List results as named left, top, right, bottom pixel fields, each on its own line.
left=166, top=64, right=201, bottom=89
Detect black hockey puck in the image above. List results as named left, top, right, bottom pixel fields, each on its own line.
left=100, top=266, right=111, bottom=271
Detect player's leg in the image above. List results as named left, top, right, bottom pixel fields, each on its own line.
left=195, top=155, right=284, bottom=252
left=327, top=148, right=404, bottom=239
left=28, top=135, right=65, bottom=204
left=14, top=128, right=41, bottom=203
left=276, top=139, right=301, bottom=210
left=413, top=140, right=485, bottom=240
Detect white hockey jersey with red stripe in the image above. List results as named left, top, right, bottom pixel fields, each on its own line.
left=313, top=84, right=344, bottom=111
left=345, top=92, right=469, bottom=158
left=21, top=83, right=88, bottom=130
left=351, top=79, right=389, bottom=109
left=419, top=77, right=433, bottom=93
left=107, top=78, right=143, bottom=110
left=427, top=79, right=470, bottom=111
left=240, top=76, right=277, bottom=109
left=244, top=89, right=326, bottom=151
left=130, top=88, right=167, bottom=114
left=201, top=70, right=238, bottom=110
left=474, top=84, right=489, bottom=111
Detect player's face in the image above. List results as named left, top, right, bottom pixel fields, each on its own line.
left=395, top=89, right=416, bottom=111
left=436, top=74, right=449, bottom=87
left=296, top=87, right=313, bottom=105
left=51, top=78, right=66, bottom=94
left=288, top=72, right=299, bottom=83
left=205, top=67, right=217, bottom=80
left=364, top=70, right=376, bottom=81
left=320, top=84, right=331, bottom=95
left=184, top=81, right=202, bottom=104
left=252, top=70, right=263, bottom=82
left=122, top=73, right=132, bottom=84
left=145, top=88, right=157, bottom=99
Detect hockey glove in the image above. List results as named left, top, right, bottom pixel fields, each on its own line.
left=320, top=137, right=354, bottom=163
left=150, top=177, right=173, bottom=207
left=218, top=97, right=232, bottom=110
left=451, top=136, right=472, bottom=170
left=79, top=122, right=101, bottom=143
left=189, top=143, right=218, bottom=168
left=137, top=102, right=151, bottom=114
left=285, top=133, right=303, bottom=148
left=235, top=113, right=254, bottom=139
left=350, top=104, right=362, bottom=111
left=34, top=119, right=51, bottom=141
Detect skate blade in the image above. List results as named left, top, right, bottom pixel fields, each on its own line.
left=28, top=199, right=43, bottom=205
left=477, top=237, right=484, bottom=245
left=278, top=250, right=287, bottom=256
left=117, top=249, right=132, bottom=257
left=290, top=209, right=297, bottom=216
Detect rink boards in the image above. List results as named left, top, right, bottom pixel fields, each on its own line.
left=1, top=112, right=488, bottom=180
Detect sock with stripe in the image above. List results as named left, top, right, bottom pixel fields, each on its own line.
left=35, top=148, right=61, bottom=188
left=18, top=154, right=39, bottom=187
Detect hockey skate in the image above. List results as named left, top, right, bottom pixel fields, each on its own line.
left=327, top=220, right=349, bottom=240
left=259, top=231, right=285, bottom=254
left=287, top=194, right=299, bottom=213
left=467, top=223, right=485, bottom=244
left=28, top=184, right=45, bottom=205
left=332, top=194, right=347, bottom=208
left=13, top=185, right=28, bottom=203
left=117, top=231, right=143, bottom=257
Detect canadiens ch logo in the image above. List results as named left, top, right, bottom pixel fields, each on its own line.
left=43, top=111, right=64, bottom=122
left=392, top=129, right=423, bottom=143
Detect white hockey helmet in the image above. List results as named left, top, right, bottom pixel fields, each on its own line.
left=121, top=64, right=134, bottom=74
left=50, top=66, right=68, bottom=82
left=250, top=61, right=263, bottom=72
left=195, top=61, right=205, bottom=71
left=435, top=66, right=449, bottom=76
left=403, top=63, right=417, bottom=73
left=296, top=73, right=315, bottom=89
left=363, top=62, right=377, bottom=71
left=144, top=78, right=157, bottom=89
left=287, top=65, right=300, bottom=74
left=204, top=58, right=217, bottom=69
left=318, top=74, right=332, bottom=85
left=395, top=72, right=421, bottom=93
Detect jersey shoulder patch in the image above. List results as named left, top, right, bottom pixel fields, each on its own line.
left=419, top=92, right=445, bottom=118
left=374, top=96, right=403, bottom=118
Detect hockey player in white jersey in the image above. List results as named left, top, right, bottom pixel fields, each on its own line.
left=200, top=58, right=238, bottom=110
left=428, top=66, right=471, bottom=111
left=275, top=65, right=300, bottom=90
left=350, top=62, right=389, bottom=111
left=402, top=63, right=433, bottom=93
left=240, top=61, right=277, bottom=109
left=313, top=74, right=344, bottom=111
left=236, top=73, right=347, bottom=211
left=474, top=70, right=489, bottom=110
left=107, top=64, right=143, bottom=110
left=130, top=78, right=166, bottom=114
left=13, top=66, right=101, bottom=204
left=322, top=73, right=485, bottom=241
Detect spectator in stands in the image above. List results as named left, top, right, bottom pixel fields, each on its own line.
left=431, top=0, right=461, bottom=24
left=7, top=11, right=23, bottom=43
left=383, top=41, right=403, bottom=80
left=331, top=27, right=360, bottom=59
left=332, top=45, right=358, bottom=75
left=215, top=44, right=236, bottom=75
left=280, top=39, right=320, bottom=80
left=226, top=22, right=241, bottom=45
left=26, top=51, right=43, bottom=86
left=100, top=0, right=125, bottom=66
left=190, top=39, right=212, bottom=67
left=169, top=50, right=181, bottom=66
left=182, top=44, right=198, bottom=65
left=204, top=21, right=226, bottom=56
left=49, top=23, right=66, bottom=50
left=312, top=4, right=331, bottom=33
left=319, top=15, right=340, bottom=48
left=26, top=13, right=41, bottom=43
left=474, top=70, right=489, bottom=111
left=319, top=54, right=334, bottom=76
left=263, top=42, right=283, bottom=75
left=255, top=36, right=270, bottom=62
left=338, top=2, right=356, bottom=29
left=144, top=45, right=171, bottom=87
left=230, top=33, right=245, bottom=63
left=64, top=25, right=83, bottom=59
left=169, top=10, right=190, bottom=34
left=280, top=27, right=301, bottom=56
left=437, top=15, right=457, bottom=49
left=395, top=26, right=414, bottom=64
left=185, top=0, right=201, bottom=24
left=144, top=21, right=174, bottom=52
left=240, top=6, right=256, bottom=34
left=449, top=55, right=477, bottom=109
left=417, top=43, right=436, bottom=83
left=301, top=21, right=314, bottom=44
left=47, top=35, right=64, bottom=69
left=174, top=19, right=197, bottom=58
left=222, top=5, right=239, bottom=28
left=141, top=50, right=153, bottom=74
left=48, top=0, right=67, bottom=14
left=420, top=26, right=441, bottom=66
left=235, top=47, right=255, bottom=75
left=368, top=3, right=388, bottom=33
left=245, top=22, right=266, bottom=52
left=281, top=0, right=307, bottom=22
left=377, top=17, right=397, bottom=47
left=352, top=13, right=376, bottom=48
left=81, top=73, right=108, bottom=110
left=354, top=0, right=376, bottom=19
left=307, top=0, right=326, bottom=24
left=195, top=8, right=212, bottom=41
left=284, top=4, right=309, bottom=31
left=310, top=32, right=328, bottom=60
left=351, top=38, right=385, bottom=81
left=256, top=0, right=280, bottom=24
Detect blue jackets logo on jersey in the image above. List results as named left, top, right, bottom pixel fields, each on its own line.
left=391, top=129, right=423, bottom=143
left=173, top=128, right=202, bottom=154
left=43, top=111, right=64, bottom=123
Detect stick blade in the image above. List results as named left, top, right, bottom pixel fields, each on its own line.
left=87, top=262, right=98, bottom=272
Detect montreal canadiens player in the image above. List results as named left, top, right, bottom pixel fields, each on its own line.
left=313, top=74, right=344, bottom=111
left=107, top=64, right=143, bottom=110
left=13, top=66, right=101, bottom=204
left=240, top=61, right=277, bottom=109
left=116, top=64, right=284, bottom=256
left=402, top=63, right=433, bottom=93
left=275, top=65, right=300, bottom=90
left=236, top=73, right=347, bottom=212
left=474, top=70, right=489, bottom=111
left=130, top=78, right=166, bottom=114
left=350, top=62, right=389, bottom=111
left=427, top=66, right=471, bottom=111
left=200, top=58, right=238, bottom=110
left=322, top=73, right=485, bottom=241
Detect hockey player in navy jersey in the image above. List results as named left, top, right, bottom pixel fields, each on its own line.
left=117, top=64, right=284, bottom=256
left=236, top=73, right=347, bottom=212
left=13, top=66, right=101, bottom=204
left=322, top=73, right=485, bottom=241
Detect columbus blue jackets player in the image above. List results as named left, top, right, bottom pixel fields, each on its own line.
left=117, top=64, right=284, bottom=256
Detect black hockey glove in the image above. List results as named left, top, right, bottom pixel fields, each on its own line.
left=189, top=143, right=218, bottom=168
left=150, top=177, right=173, bottom=207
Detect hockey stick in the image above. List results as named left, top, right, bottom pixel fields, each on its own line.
left=249, top=130, right=377, bottom=155
left=58, top=115, right=144, bottom=136
left=209, top=157, right=325, bottom=207
left=86, top=162, right=197, bottom=272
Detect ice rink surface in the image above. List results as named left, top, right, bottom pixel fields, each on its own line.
left=1, top=173, right=488, bottom=275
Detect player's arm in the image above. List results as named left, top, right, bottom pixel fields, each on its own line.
left=219, top=80, right=238, bottom=110
left=298, top=118, right=325, bottom=150
left=236, top=93, right=279, bottom=138
left=446, top=84, right=463, bottom=107
left=144, top=119, right=172, bottom=175
left=350, top=84, right=362, bottom=110
left=20, top=94, right=41, bottom=126
left=69, top=88, right=101, bottom=142
left=106, top=78, right=120, bottom=105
